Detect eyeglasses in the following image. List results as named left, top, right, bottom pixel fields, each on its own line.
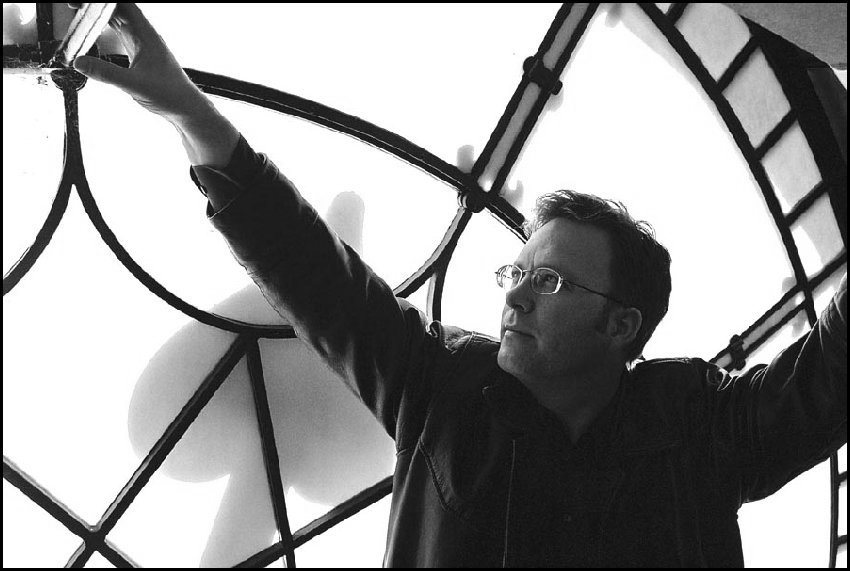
left=494, top=264, right=629, bottom=307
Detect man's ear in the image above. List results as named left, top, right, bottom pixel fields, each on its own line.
left=609, top=306, right=643, bottom=347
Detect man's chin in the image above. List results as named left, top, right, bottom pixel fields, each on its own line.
left=497, top=348, right=522, bottom=378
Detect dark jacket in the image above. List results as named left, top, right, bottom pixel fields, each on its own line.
left=191, top=136, right=847, bottom=567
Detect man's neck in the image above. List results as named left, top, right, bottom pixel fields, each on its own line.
left=526, top=362, right=624, bottom=445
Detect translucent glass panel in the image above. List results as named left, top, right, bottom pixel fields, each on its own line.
left=791, top=195, right=844, bottom=279
left=257, top=337, right=396, bottom=531
left=725, top=50, right=792, bottom=148
left=83, top=551, right=114, bottom=568
left=738, top=457, right=830, bottom=568
left=442, top=213, right=525, bottom=339
left=676, top=3, right=751, bottom=81
left=2, top=3, right=122, bottom=50
left=3, top=190, right=209, bottom=524
left=2, top=3, right=37, bottom=45
left=109, top=357, right=274, bottom=568
left=744, top=311, right=809, bottom=370
left=505, top=3, right=794, bottom=359
left=402, top=282, right=432, bottom=320
left=2, top=480, right=82, bottom=568
left=763, top=122, right=821, bottom=213
left=3, top=74, right=65, bottom=276
left=295, top=495, right=392, bottom=568
left=813, top=263, right=847, bottom=315
left=740, top=268, right=846, bottom=371
left=77, top=81, right=459, bottom=325
left=137, top=3, right=561, bottom=167
left=840, top=478, right=847, bottom=538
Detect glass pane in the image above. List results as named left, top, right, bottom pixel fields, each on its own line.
left=109, top=357, right=275, bottom=568
left=2, top=73, right=65, bottom=276
left=745, top=316, right=809, bottom=369
left=3, top=3, right=37, bottom=45
left=2, top=480, right=82, bottom=568
left=3, top=191, right=206, bottom=525
left=741, top=290, right=806, bottom=364
left=725, top=50, right=792, bottom=148
left=506, top=3, right=794, bottom=360
left=108, top=475, right=231, bottom=567
left=256, top=336, right=396, bottom=533
left=738, top=456, right=829, bottom=568
left=442, top=212, right=524, bottom=339
left=78, top=82, right=459, bottom=325
left=402, top=280, right=431, bottom=319
left=763, top=122, right=821, bottom=213
left=813, top=263, right=847, bottom=315
left=676, top=3, right=751, bottom=81
left=295, top=494, right=391, bottom=568
left=839, top=443, right=848, bottom=474
left=790, top=195, right=844, bottom=279
left=84, top=551, right=114, bottom=568
left=840, top=479, right=847, bottom=537
left=654, top=3, right=672, bottom=15
left=138, top=2, right=561, bottom=167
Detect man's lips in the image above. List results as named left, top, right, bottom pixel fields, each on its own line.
left=503, top=326, right=533, bottom=338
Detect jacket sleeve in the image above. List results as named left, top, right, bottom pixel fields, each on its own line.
left=703, top=274, right=847, bottom=505
left=190, top=135, right=465, bottom=448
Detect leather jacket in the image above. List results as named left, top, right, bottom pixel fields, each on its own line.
left=192, top=136, right=847, bottom=567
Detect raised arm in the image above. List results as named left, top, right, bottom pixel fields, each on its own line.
left=706, top=273, right=847, bottom=504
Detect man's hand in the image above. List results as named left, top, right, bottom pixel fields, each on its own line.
left=69, top=3, right=239, bottom=167
left=69, top=3, right=211, bottom=125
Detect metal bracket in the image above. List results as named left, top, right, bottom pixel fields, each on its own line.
left=523, top=56, right=563, bottom=95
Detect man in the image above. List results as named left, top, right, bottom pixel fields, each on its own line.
left=71, top=4, right=847, bottom=567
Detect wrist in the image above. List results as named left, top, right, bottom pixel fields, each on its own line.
left=172, top=105, right=240, bottom=168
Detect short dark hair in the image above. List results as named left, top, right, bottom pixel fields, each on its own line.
left=524, top=190, right=672, bottom=363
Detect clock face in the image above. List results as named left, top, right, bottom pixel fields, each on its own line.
left=3, top=3, right=846, bottom=569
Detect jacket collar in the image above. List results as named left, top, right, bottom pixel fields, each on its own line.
left=483, top=364, right=680, bottom=457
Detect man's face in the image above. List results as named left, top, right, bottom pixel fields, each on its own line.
left=497, top=218, right=616, bottom=389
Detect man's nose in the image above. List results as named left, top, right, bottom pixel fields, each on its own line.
left=505, top=274, right=534, bottom=312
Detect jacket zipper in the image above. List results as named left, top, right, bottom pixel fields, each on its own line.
left=502, top=438, right=517, bottom=568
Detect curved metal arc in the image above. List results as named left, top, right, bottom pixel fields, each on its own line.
left=72, top=174, right=298, bottom=339
left=2, top=173, right=73, bottom=296
left=4, top=71, right=81, bottom=297
left=394, top=206, right=471, bottom=299
left=638, top=2, right=818, bottom=342
left=184, top=66, right=480, bottom=196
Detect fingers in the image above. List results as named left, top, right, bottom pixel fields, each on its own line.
left=72, top=55, right=131, bottom=90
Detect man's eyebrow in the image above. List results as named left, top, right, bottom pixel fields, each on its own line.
left=514, top=260, right=573, bottom=279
